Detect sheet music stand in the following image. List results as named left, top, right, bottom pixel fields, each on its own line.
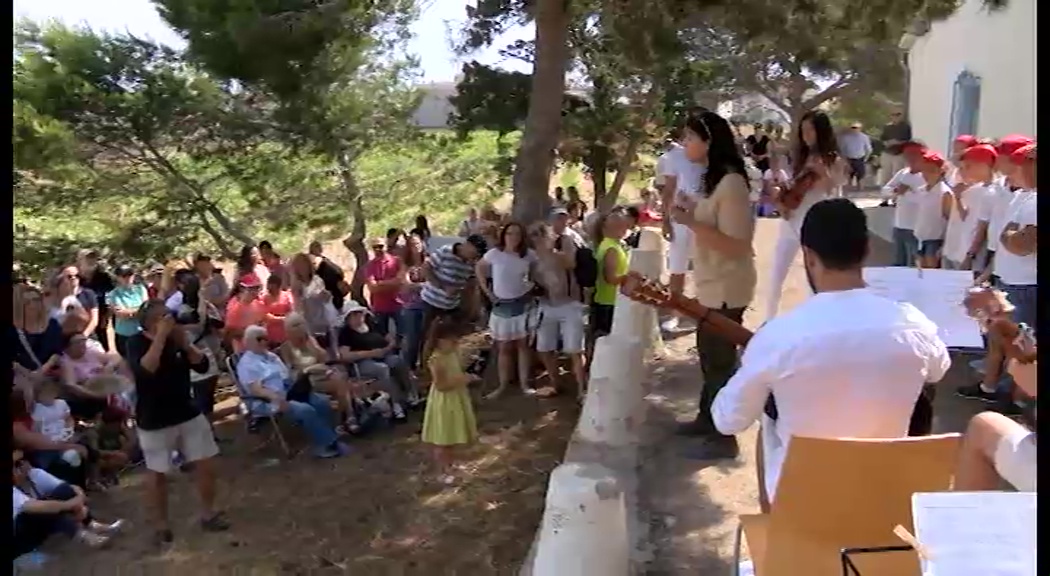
left=839, top=545, right=915, bottom=576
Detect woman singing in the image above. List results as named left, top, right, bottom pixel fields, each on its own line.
left=764, top=110, right=847, bottom=321
left=670, top=110, right=757, bottom=460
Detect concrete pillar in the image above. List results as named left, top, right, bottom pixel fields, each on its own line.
left=531, top=463, right=629, bottom=576
left=611, top=228, right=665, bottom=354
left=580, top=335, right=647, bottom=445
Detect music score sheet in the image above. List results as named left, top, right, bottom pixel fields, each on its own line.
left=862, top=267, right=984, bottom=349
left=912, top=491, right=1037, bottom=576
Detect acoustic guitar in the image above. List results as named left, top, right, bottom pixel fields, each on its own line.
left=616, top=271, right=938, bottom=427
left=962, top=286, right=1038, bottom=429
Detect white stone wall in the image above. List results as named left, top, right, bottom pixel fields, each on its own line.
left=907, top=0, right=1037, bottom=151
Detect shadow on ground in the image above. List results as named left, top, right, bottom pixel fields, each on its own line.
left=41, top=379, right=581, bottom=575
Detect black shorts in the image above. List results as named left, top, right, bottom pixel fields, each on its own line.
left=590, top=304, right=615, bottom=337
left=847, top=157, right=867, bottom=180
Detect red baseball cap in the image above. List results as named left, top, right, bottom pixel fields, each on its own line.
left=239, top=272, right=263, bottom=288
left=997, top=135, right=1034, bottom=156
left=1009, top=143, right=1036, bottom=164
left=920, top=150, right=946, bottom=167
left=954, top=134, right=978, bottom=148
left=960, top=144, right=998, bottom=166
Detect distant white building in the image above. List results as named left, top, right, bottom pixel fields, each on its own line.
left=412, top=81, right=457, bottom=129
left=904, top=0, right=1036, bottom=152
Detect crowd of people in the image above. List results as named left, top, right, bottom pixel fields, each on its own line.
left=10, top=103, right=1036, bottom=565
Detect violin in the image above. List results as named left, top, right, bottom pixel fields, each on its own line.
left=776, top=168, right=820, bottom=211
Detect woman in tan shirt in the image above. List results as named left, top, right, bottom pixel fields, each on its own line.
left=670, top=110, right=757, bottom=460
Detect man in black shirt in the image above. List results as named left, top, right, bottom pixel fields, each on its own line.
left=125, top=300, right=229, bottom=545
left=744, top=124, right=772, bottom=172
left=308, top=240, right=348, bottom=310
left=336, top=301, right=420, bottom=421
left=76, top=250, right=116, bottom=351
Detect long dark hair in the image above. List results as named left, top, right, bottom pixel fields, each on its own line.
left=236, top=245, right=256, bottom=276
left=793, top=109, right=839, bottom=176
left=497, top=221, right=529, bottom=258
left=685, top=111, right=748, bottom=196
left=403, top=232, right=428, bottom=267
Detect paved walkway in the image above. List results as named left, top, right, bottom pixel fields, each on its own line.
left=638, top=204, right=985, bottom=574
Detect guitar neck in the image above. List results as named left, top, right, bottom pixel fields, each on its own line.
left=669, top=294, right=755, bottom=347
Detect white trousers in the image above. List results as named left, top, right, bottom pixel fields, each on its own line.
left=764, top=219, right=811, bottom=321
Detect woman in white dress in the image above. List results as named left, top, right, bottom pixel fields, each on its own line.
left=476, top=222, right=538, bottom=399
left=764, top=110, right=848, bottom=321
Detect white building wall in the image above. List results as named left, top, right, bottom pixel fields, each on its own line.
left=907, top=0, right=1036, bottom=152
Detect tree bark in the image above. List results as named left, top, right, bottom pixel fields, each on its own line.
left=510, top=0, right=570, bottom=224
left=601, top=135, right=643, bottom=212
left=336, top=152, right=370, bottom=306
left=588, top=145, right=610, bottom=211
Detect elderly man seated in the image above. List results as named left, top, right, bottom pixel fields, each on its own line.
left=235, top=325, right=350, bottom=459
left=336, top=301, right=421, bottom=423
left=954, top=359, right=1037, bottom=492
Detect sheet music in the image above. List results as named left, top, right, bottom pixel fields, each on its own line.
left=912, top=492, right=1037, bottom=576
left=862, top=267, right=984, bottom=348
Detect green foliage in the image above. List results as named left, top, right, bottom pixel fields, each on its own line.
left=449, top=61, right=531, bottom=139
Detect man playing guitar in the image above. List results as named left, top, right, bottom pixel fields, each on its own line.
left=708, top=199, right=951, bottom=506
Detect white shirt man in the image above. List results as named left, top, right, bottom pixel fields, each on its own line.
left=657, top=143, right=707, bottom=276
left=711, top=198, right=951, bottom=502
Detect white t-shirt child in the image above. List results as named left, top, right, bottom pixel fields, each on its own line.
left=943, top=183, right=993, bottom=264
left=994, top=190, right=1038, bottom=286
left=912, top=181, right=950, bottom=242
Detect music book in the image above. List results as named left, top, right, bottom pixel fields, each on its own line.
left=912, top=491, right=1037, bottom=576
left=862, top=267, right=984, bottom=349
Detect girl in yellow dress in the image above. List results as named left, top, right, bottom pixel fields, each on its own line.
left=421, top=321, right=479, bottom=483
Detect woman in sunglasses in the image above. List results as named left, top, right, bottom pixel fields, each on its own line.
left=12, top=448, right=124, bottom=560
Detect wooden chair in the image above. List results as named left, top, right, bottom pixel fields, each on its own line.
left=733, top=434, right=961, bottom=576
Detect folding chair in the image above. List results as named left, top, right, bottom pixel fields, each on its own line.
left=733, top=433, right=961, bottom=576
left=226, top=353, right=296, bottom=458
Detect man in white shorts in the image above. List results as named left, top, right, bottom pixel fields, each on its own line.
left=125, top=300, right=228, bottom=547
left=954, top=358, right=1037, bottom=492
left=656, top=130, right=706, bottom=332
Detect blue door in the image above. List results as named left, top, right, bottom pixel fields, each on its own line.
left=947, top=71, right=982, bottom=150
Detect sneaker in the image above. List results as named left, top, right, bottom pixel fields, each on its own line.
left=76, top=530, right=111, bottom=549
left=335, top=442, right=352, bottom=457
left=200, top=513, right=231, bottom=533
left=681, top=435, right=740, bottom=461
left=88, top=519, right=125, bottom=535
left=956, top=383, right=998, bottom=403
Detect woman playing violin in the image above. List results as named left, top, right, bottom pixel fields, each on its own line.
left=765, top=110, right=847, bottom=321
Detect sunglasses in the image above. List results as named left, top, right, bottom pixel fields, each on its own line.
left=256, top=337, right=269, bottom=344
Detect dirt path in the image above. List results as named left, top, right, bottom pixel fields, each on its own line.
left=639, top=205, right=987, bottom=574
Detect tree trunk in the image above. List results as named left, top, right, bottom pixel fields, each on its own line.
left=336, top=152, right=370, bottom=306
left=589, top=145, right=610, bottom=211
left=195, top=210, right=237, bottom=259
left=601, top=134, right=644, bottom=212
left=510, top=0, right=570, bottom=224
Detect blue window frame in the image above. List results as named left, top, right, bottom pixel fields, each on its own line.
left=948, top=71, right=982, bottom=150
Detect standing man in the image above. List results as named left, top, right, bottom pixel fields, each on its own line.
left=839, top=123, right=873, bottom=192
left=418, top=235, right=486, bottom=363
left=125, top=300, right=229, bottom=547
left=76, top=250, right=115, bottom=351
left=307, top=240, right=347, bottom=311
left=878, top=110, right=914, bottom=205
left=656, top=118, right=707, bottom=333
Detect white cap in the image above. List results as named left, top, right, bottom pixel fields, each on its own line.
left=243, top=324, right=268, bottom=343
left=340, top=300, right=371, bottom=320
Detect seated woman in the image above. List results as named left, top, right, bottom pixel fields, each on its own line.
left=30, top=379, right=105, bottom=491
left=13, top=389, right=88, bottom=488
left=12, top=448, right=124, bottom=560
left=236, top=325, right=350, bottom=459
left=954, top=359, right=1037, bottom=492
left=12, top=284, right=65, bottom=405
left=337, top=302, right=421, bottom=422
left=278, top=313, right=366, bottom=434
left=60, top=332, right=133, bottom=422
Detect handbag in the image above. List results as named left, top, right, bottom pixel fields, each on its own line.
left=490, top=295, right=532, bottom=318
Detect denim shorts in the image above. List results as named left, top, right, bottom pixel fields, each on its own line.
left=917, top=239, right=943, bottom=258
left=1000, top=283, right=1037, bottom=334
